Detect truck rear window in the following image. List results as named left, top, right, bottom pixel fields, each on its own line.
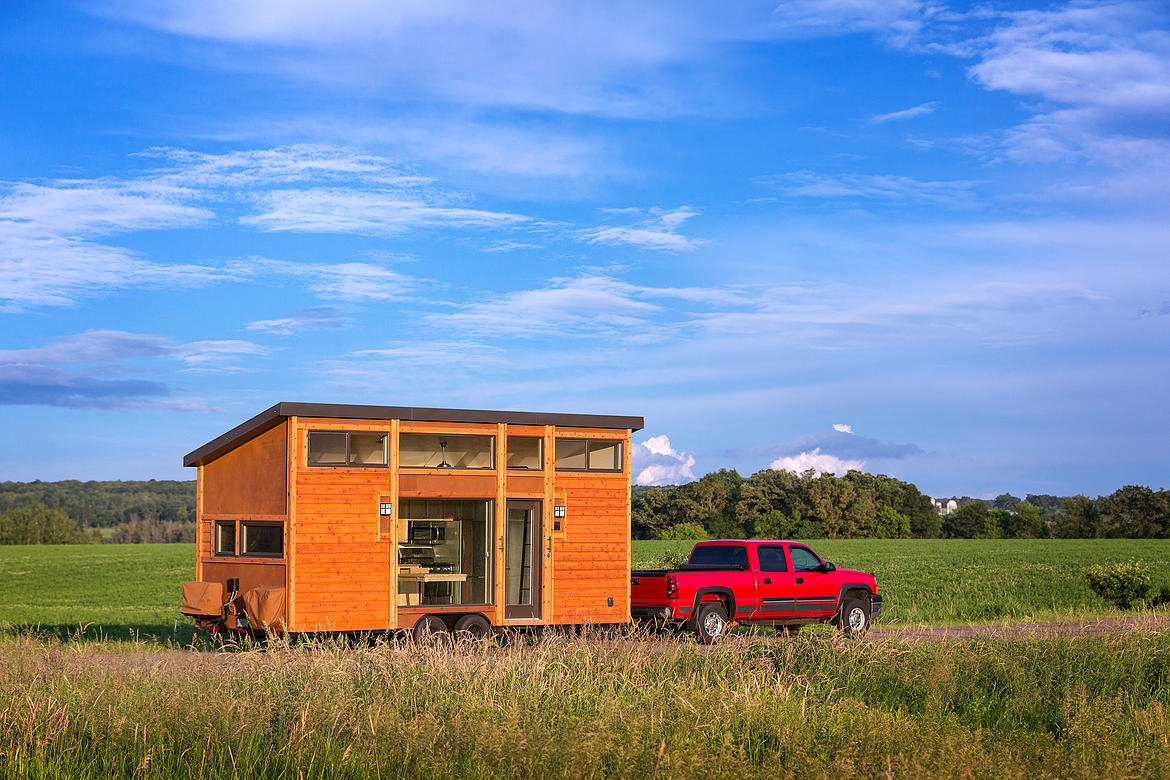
left=687, top=545, right=749, bottom=569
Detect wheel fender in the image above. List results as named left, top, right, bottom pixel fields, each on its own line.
left=835, top=583, right=872, bottom=615
left=691, top=587, right=736, bottom=624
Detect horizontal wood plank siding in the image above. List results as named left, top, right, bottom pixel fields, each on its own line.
left=551, top=470, right=629, bottom=624
left=293, top=422, right=393, bottom=632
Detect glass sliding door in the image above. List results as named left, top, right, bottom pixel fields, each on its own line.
left=505, top=500, right=542, bottom=619
left=397, top=499, right=492, bottom=607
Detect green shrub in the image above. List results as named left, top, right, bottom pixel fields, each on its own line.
left=872, top=505, right=910, bottom=538
left=658, top=522, right=708, bottom=541
left=1085, top=559, right=1151, bottom=609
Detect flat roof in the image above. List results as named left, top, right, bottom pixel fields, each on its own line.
left=183, top=402, right=644, bottom=467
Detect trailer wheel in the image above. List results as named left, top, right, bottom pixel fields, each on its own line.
left=453, top=613, right=492, bottom=639
left=694, top=602, right=729, bottom=645
left=411, top=614, right=448, bottom=642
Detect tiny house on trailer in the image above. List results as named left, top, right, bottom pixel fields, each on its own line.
left=180, top=402, right=643, bottom=635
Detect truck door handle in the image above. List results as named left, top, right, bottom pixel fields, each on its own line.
left=762, top=578, right=772, bottom=584
left=796, top=578, right=804, bottom=584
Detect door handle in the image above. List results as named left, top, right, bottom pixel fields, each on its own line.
left=762, top=578, right=772, bottom=584
left=796, top=577, right=804, bottom=584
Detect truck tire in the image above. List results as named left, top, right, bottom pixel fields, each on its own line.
left=453, top=613, right=492, bottom=639
left=837, top=594, right=871, bottom=636
left=694, top=602, right=729, bottom=644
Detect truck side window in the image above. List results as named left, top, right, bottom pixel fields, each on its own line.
left=789, top=546, right=823, bottom=572
left=757, top=546, right=788, bottom=572
left=688, top=544, right=749, bottom=569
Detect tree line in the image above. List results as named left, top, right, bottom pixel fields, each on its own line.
left=0, top=480, right=195, bottom=544
left=633, top=469, right=1170, bottom=540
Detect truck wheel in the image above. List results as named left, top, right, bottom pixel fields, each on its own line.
left=453, top=613, right=492, bottom=639
left=838, top=595, right=871, bottom=636
left=694, top=602, right=729, bottom=644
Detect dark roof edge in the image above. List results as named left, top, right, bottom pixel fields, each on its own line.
left=183, top=402, right=644, bottom=467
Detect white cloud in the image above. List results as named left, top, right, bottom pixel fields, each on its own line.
left=241, top=188, right=529, bottom=236
left=769, top=448, right=865, bottom=476
left=580, top=207, right=705, bottom=251
left=869, top=100, right=938, bottom=123
left=633, top=435, right=697, bottom=485
left=247, top=306, right=348, bottom=335
left=833, top=423, right=853, bottom=433
left=770, top=0, right=937, bottom=47
left=762, top=171, right=981, bottom=208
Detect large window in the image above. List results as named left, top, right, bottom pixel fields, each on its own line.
left=506, top=437, right=543, bottom=470
left=554, top=438, right=623, bottom=472
left=398, top=499, right=493, bottom=606
left=399, top=433, right=494, bottom=469
left=789, top=545, right=824, bottom=573
left=307, top=431, right=388, bottom=467
left=214, top=520, right=283, bottom=558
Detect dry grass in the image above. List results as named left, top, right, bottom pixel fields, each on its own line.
left=3, top=624, right=1170, bottom=778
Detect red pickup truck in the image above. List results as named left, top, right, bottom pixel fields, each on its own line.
left=631, top=540, right=882, bottom=643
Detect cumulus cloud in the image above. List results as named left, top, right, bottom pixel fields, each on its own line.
left=769, top=449, right=866, bottom=477
left=633, top=435, right=697, bottom=486
left=761, top=424, right=922, bottom=476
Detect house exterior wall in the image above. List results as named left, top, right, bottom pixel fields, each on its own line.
left=193, top=412, right=633, bottom=633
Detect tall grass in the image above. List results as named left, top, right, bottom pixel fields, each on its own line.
left=3, top=624, right=1170, bottom=778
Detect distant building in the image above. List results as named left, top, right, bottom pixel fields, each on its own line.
left=932, top=498, right=958, bottom=515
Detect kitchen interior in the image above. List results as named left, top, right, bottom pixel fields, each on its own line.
left=397, top=498, right=492, bottom=606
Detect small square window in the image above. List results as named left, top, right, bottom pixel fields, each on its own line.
left=506, top=437, right=543, bottom=469
left=554, top=439, right=587, bottom=469
left=215, top=521, right=236, bottom=556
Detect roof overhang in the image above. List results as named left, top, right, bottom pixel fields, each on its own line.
left=183, top=402, right=645, bottom=467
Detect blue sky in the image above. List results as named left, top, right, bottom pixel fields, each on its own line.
left=1, top=0, right=1167, bottom=497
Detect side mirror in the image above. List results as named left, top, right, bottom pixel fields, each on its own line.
left=820, top=562, right=836, bottom=573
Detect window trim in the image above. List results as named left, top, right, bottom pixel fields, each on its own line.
left=554, top=438, right=624, bottom=473
left=239, top=520, right=285, bottom=558
left=306, top=430, right=389, bottom=468
left=213, top=520, right=237, bottom=557
left=398, top=432, right=496, bottom=470
left=505, top=436, right=544, bottom=471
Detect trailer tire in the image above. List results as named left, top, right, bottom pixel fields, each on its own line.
left=694, top=602, right=729, bottom=645
left=453, top=613, right=492, bottom=639
left=411, top=614, right=448, bottom=642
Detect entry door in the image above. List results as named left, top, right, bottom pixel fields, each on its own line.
left=788, top=544, right=839, bottom=616
left=505, top=500, right=542, bottom=619
left=754, top=544, right=796, bottom=617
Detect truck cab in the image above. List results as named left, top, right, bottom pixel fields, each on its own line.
left=630, top=540, right=882, bottom=643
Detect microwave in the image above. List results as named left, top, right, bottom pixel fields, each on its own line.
left=409, top=525, right=445, bottom=544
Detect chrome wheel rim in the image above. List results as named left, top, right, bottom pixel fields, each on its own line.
left=703, top=612, right=725, bottom=637
left=847, top=607, right=866, bottom=631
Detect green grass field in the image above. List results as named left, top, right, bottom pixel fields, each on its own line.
left=3, top=541, right=1170, bottom=778
left=1, top=540, right=1169, bottom=644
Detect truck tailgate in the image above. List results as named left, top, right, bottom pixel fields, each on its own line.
left=630, top=570, right=669, bottom=603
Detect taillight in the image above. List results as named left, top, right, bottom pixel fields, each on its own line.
left=666, top=575, right=678, bottom=599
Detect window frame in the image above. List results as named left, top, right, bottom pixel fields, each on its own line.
left=214, top=520, right=237, bottom=557
left=505, top=436, right=544, bottom=471
left=554, top=438, right=624, bottom=473
left=306, top=430, right=389, bottom=468
left=398, top=432, right=496, bottom=470
left=239, top=520, right=285, bottom=558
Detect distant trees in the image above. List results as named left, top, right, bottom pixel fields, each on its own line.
left=0, top=504, right=100, bottom=544
left=0, top=481, right=195, bottom=544
left=636, top=472, right=1170, bottom=541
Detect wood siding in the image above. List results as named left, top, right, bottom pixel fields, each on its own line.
left=292, top=424, right=393, bottom=632
left=550, top=463, right=631, bottom=624
left=202, top=422, right=287, bottom=516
